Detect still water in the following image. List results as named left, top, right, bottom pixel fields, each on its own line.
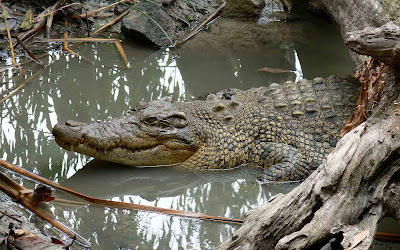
left=0, top=14, right=356, bottom=249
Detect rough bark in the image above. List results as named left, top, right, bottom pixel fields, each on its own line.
left=219, top=113, right=400, bottom=249
left=218, top=1, right=400, bottom=249
left=316, top=0, right=398, bottom=65
left=345, top=22, right=400, bottom=70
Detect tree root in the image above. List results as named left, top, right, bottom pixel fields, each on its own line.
left=219, top=114, right=400, bottom=249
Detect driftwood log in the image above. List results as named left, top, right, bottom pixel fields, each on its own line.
left=218, top=2, right=400, bottom=249
left=346, top=22, right=400, bottom=70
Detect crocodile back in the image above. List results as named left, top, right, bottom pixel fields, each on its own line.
left=237, top=76, right=358, bottom=123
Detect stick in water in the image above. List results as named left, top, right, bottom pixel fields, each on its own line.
left=0, top=160, right=243, bottom=224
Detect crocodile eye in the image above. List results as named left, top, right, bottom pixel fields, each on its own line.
left=144, top=116, right=158, bottom=126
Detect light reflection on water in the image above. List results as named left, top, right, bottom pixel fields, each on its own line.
left=0, top=16, right=355, bottom=249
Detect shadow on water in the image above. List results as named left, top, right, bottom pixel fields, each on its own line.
left=56, top=160, right=296, bottom=249
left=0, top=7, right=374, bottom=249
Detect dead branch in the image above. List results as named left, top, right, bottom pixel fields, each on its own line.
left=0, top=66, right=46, bottom=104
left=0, top=173, right=91, bottom=247
left=90, top=9, right=130, bottom=36
left=345, top=22, right=400, bottom=69
left=0, top=160, right=243, bottom=224
left=175, top=1, right=226, bottom=47
left=0, top=210, right=23, bottom=223
left=45, top=7, right=54, bottom=38
left=0, top=2, right=16, bottom=67
left=15, top=0, right=63, bottom=46
left=41, top=37, right=124, bottom=42
left=71, top=0, right=130, bottom=19
left=11, top=35, right=42, bottom=64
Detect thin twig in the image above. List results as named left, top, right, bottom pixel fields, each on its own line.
left=0, top=2, right=16, bottom=67
left=0, top=210, right=23, bottom=223
left=175, top=1, right=226, bottom=47
left=89, top=9, right=130, bottom=37
left=71, top=0, right=129, bottom=19
left=0, top=66, right=46, bottom=105
left=11, top=35, right=42, bottom=65
left=0, top=160, right=244, bottom=224
left=114, top=39, right=129, bottom=67
left=0, top=173, right=91, bottom=247
left=62, top=19, right=95, bottom=64
left=35, top=2, right=87, bottom=19
left=41, top=37, right=129, bottom=67
left=64, top=47, right=95, bottom=64
left=41, top=37, right=121, bottom=42
left=45, top=7, right=54, bottom=38
left=15, top=0, right=63, bottom=46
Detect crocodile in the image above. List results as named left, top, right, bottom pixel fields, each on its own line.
left=52, top=76, right=358, bottom=182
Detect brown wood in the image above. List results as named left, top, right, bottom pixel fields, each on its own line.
left=15, top=0, right=63, bottom=46
left=89, top=9, right=130, bottom=37
left=0, top=173, right=91, bottom=247
left=175, top=1, right=226, bottom=47
left=219, top=114, right=400, bottom=249
left=345, top=22, right=400, bottom=69
left=0, top=160, right=243, bottom=225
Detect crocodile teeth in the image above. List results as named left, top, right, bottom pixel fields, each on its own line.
left=71, top=144, right=74, bottom=152
left=104, top=150, right=107, bottom=156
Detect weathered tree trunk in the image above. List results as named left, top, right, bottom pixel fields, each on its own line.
left=219, top=114, right=400, bottom=249
left=345, top=22, right=400, bottom=71
left=218, top=0, right=400, bottom=249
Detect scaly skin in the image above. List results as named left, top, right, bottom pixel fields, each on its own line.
left=52, top=76, right=358, bottom=182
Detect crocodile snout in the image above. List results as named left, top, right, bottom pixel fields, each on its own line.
left=52, top=120, right=85, bottom=144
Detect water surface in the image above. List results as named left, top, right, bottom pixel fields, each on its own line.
left=0, top=13, right=358, bottom=249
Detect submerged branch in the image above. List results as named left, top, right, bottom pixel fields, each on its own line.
left=0, top=160, right=243, bottom=224
left=0, top=66, right=46, bottom=105
left=11, top=35, right=42, bottom=65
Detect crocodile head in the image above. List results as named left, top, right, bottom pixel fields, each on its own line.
left=52, top=97, right=200, bottom=167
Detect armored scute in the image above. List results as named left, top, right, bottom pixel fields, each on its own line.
left=53, top=76, right=358, bottom=182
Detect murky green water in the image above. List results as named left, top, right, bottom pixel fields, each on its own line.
left=0, top=12, right=368, bottom=249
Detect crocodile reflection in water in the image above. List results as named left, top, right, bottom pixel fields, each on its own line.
left=53, top=76, right=358, bottom=182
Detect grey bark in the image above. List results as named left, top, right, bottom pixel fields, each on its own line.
left=346, top=22, right=400, bottom=70
left=219, top=113, right=400, bottom=249
left=218, top=0, right=400, bottom=249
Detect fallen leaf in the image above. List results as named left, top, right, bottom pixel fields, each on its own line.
left=19, top=10, right=34, bottom=30
left=10, top=229, right=63, bottom=249
left=348, top=229, right=368, bottom=249
left=33, top=185, right=55, bottom=205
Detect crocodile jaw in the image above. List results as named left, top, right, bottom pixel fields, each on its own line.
left=56, top=139, right=195, bottom=166
left=53, top=120, right=198, bottom=167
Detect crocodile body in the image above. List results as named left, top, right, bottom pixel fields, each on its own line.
left=52, top=76, right=358, bottom=182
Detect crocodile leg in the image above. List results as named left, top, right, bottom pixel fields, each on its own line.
left=251, top=142, right=316, bottom=183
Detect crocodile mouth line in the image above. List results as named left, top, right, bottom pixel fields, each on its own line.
left=57, top=137, right=161, bottom=156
